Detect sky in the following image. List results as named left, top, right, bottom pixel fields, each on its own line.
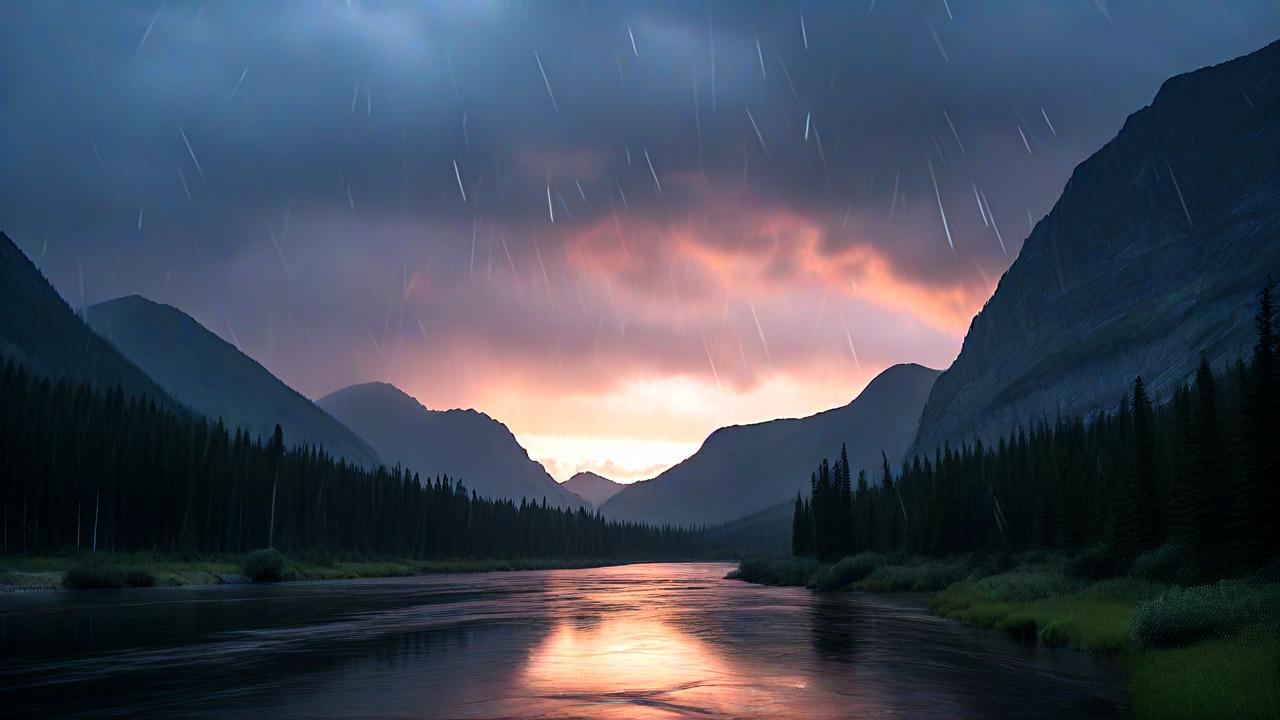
left=2, top=1, right=1278, bottom=482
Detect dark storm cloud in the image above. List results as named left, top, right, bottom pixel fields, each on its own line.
left=2, top=1, right=1278, bottom=479
left=4, top=2, right=1276, bottom=272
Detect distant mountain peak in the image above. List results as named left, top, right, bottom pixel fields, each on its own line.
left=601, top=363, right=941, bottom=527
left=562, top=471, right=625, bottom=507
left=319, top=381, right=589, bottom=510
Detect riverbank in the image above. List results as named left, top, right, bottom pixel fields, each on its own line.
left=730, top=553, right=1280, bottom=720
left=0, top=552, right=642, bottom=591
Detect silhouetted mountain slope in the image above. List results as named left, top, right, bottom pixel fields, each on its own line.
left=601, top=363, right=941, bottom=527
left=706, top=500, right=792, bottom=556
left=87, top=295, right=380, bottom=467
left=318, top=382, right=589, bottom=510
left=0, top=231, right=175, bottom=407
left=562, top=471, right=625, bottom=507
left=913, top=39, right=1280, bottom=455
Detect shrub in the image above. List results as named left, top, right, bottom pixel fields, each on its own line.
left=727, top=557, right=819, bottom=587
left=973, top=569, right=1076, bottom=602
left=63, top=560, right=155, bottom=589
left=808, top=553, right=884, bottom=591
left=969, top=550, right=1016, bottom=579
left=1130, top=582, right=1278, bottom=649
left=1068, top=545, right=1128, bottom=580
left=64, top=563, right=126, bottom=589
left=1130, top=543, right=1188, bottom=584
left=1070, top=577, right=1162, bottom=605
left=121, top=568, right=156, bottom=587
left=242, top=548, right=286, bottom=582
left=855, top=560, right=969, bottom=592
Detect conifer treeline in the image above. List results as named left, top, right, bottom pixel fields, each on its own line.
left=795, top=283, right=1280, bottom=577
left=0, top=362, right=708, bottom=559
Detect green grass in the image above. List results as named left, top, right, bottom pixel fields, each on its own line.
left=930, top=569, right=1155, bottom=653
left=63, top=560, right=155, bottom=589
left=1130, top=638, right=1280, bottom=720
left=0, top=553, right=640, bottom=590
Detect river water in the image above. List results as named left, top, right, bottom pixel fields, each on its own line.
left=0, top=562, right=1125, bottom=718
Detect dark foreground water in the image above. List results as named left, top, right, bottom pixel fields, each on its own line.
left=0, top=562, right=1126, bottom=718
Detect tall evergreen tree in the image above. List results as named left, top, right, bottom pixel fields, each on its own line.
left=1191, top=357, right=1227, bottom=571
left=1233, top=279, right=1279, bottom=569
left=1117, top=376, right=1161, bottom=559
left=792, top=494, right=807, bottom=557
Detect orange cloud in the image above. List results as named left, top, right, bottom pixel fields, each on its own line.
left=564, top=197, right=993, bottom=334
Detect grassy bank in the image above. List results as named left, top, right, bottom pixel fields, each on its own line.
left=0, top=552, right=639, bottom=591
left=731, top=552, right=1280, bottom=720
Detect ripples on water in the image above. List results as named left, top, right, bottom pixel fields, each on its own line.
left=0, top=563, right=1125, bottom=718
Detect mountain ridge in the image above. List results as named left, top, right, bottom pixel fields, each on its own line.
left=912, top=38, right=1280, bottom=456
left=0, top=232, right=178, bottom=409
left=562, top=471, right=625, bottom=507
left=601, top=362, right=940, bottom=527
left=319, top=381, right=589, bottom=510
left=86, top=294, right=381, bottom=467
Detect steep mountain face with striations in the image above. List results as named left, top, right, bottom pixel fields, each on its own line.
left=87, top=295, right=380, bottom=468
left=601, top=363, right=941, bottom=527
left=0, top=232, right=177, bottom=408
left=913, top=40, right=1280, bottom=456
left=319, top=381, right=590, bottom=510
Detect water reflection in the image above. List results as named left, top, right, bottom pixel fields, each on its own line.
left=810, top=593, right=863, bottom=662
left=524, top=614, right=733, bottom=717
left=0, top=563, right=1125, bottom=718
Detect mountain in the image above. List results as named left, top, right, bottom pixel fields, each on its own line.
left=705, top=500, right=793, bottom=556
left=561, top=471, right=625, bottom=507
left=913, top=40, right=1280, bottom=455
left=600, top=363, right=941, bottom=527
left=86, top=295, right=379, bottom=468
left=0, top=232, right=176, bottom=406
left=318, top=382, right=589, bottom=510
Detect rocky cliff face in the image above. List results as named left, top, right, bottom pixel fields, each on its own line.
left=913, top=40, right=1280, bottom=455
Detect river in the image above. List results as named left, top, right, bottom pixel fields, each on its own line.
left=0, top=562, right=1126, bottom=718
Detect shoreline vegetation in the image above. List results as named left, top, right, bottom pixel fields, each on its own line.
left=0, top=551, right=654, bottom=591
left=729, top=552, right=1280, bottom=720
left=740, top=286, right=1280, bottom=719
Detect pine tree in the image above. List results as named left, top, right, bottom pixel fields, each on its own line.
left=1233, top=279, right=1279, bottom=569
left=791, top=494, right=807, bottom=557
left=1117, top=376, right=1162, bottom=559
left=1167, top=384, right=1199, bottom=561
left=837, top=445, right=853, bottom=555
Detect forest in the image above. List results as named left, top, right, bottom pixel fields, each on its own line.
left=0, top=362, right=708, bottom=560
left=794, top=282, right=1279, bottom=580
